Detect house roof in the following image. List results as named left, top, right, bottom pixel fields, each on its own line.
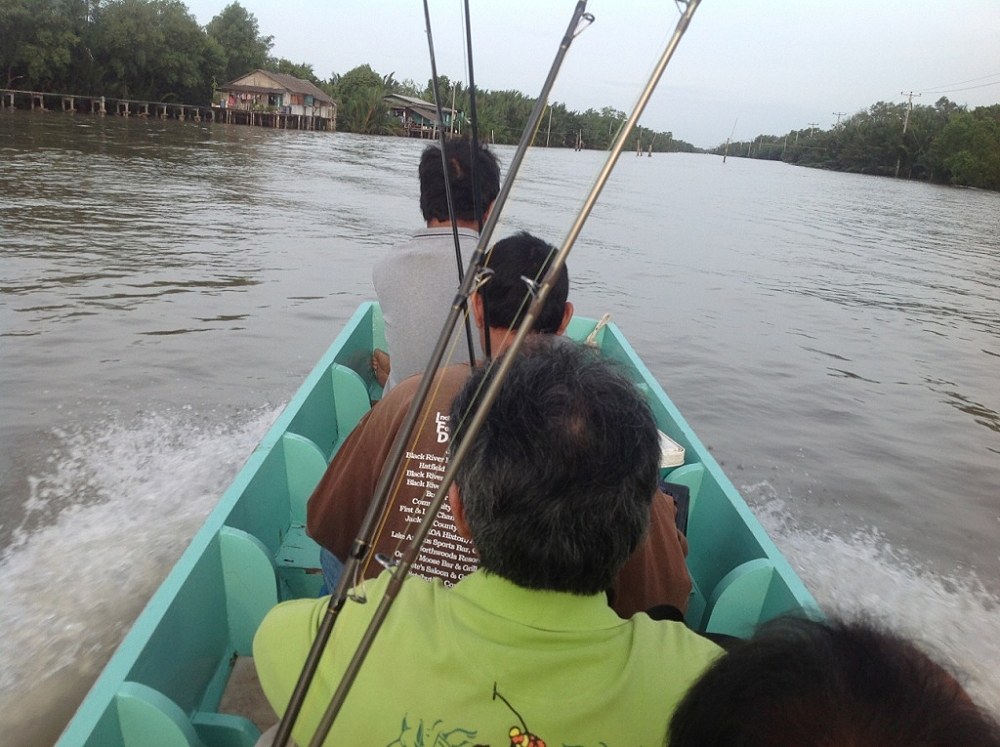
left=383, top=93, right=454, bottom=125
left=384, top=93, right=436, bottom=108
left=219, top=70, right=335, bottom=105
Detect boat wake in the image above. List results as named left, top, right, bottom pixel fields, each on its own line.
left=0, top=406, right=280, bottom=745
left=3, top=413, right=997, bottom=744
left=747, top=482, right=1000, bottom=718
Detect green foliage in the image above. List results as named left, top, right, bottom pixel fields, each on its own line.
left=265, top=57, right=319, bottom=86
left=333, top=64, right=397, bottom=134
left=205, top=1, right=272, bottom=84
left=0, top=0, right=77, bottom=89
left=931, top=105, right=1000, bottom=190
left=1, top=0, right=693, bottom=152
left=416, top=84, right=692, bottom=152
left=29, top=0, right=999, bottom=188
left=393, top=77, right=423, bottom=98
left=335, top=64, right=383, bottom=103
left=709, top=97, right=1000, bottom=191
left=92, top=0, right=218, bottom=101
left=1, top=0, right=221, bottom=101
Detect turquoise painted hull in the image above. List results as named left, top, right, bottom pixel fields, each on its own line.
left=58, top=303, right=820, bottom=746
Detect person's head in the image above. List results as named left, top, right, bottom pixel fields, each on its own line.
left=418, top=137, right=501, bottom=225
left=472, top=231, right=572, bottom=345
left=447, top=336, right=660, bottom=595
left=668, top=616, right=1000, bottom=747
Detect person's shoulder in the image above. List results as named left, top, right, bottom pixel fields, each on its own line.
left=372, top=229, right=424, bottom=280
left=253, top=596, right=329, bottom=660
left=438, top=362, right=472, bottom=388
left=392, top=364, right=470, bottom=397
left=631, top=616, right=726, bottom=661
left=379, top=371, right=423, bottom=405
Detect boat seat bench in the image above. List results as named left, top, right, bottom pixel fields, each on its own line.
left=665, top=462, right=814, bottom=638
left=77, top=527, right=276, bottom=746
left=275, top=364, right=372, bottom=598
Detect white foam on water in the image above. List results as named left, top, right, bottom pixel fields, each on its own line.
left=746, top=481, right=1000, bottom=718
left=5, top=419, right=997, bottom=742
left=0, top=407, right=279, bottom=743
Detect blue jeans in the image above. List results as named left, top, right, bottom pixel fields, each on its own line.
left=319, top=546, right=344, bottom=595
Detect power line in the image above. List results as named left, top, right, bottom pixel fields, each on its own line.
left=920, top=80, right=1000, bottom=95
left=917, top=70, right=1000, bottom=96
left=920, top=71, right=1000, bottom=90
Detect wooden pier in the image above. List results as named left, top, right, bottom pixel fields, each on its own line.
left=0, top=88, right=334, bottom=131
left=1, top=88, right=214, bottom=122
left=209, top=105, right=333, bottom=131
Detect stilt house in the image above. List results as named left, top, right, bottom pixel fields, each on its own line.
left=383, top=93, right=458, bottom=138
left=218, top=70, right=336, bottom=122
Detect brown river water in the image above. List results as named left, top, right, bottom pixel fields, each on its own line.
left=1, top=112, right=998, bottom=742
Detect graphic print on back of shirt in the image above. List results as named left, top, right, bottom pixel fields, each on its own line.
left=385, top=684, right=551, bottom=747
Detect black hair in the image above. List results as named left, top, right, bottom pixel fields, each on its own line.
left=418, top=137, right=501, bottom=224
left=449, top=336, right=659, bottom=594
left=668, top=615, right=1000, bottom=747
left=480, top=231, right=568, bottom=334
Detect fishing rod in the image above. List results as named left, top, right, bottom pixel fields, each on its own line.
left=460, top=0, right=491, bottom=359
left=424, top=0, right=477, bottom=367
left=271, top=4, right=593, bottom=745
left=305, top=1, right=701, bottom=743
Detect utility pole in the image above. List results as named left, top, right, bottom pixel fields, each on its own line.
left=807, top=122, right=819, bottom=134
left=832, top=111, right=847, bottom=127
left=545, top=104, right=552, bottom=147
left=900, top=91, right=920, bottom=134
left=450, top=84, right=457, bottom=135
left=895, top=90, right=922, bottom=177
left=723, top=118, right=737, bottom=164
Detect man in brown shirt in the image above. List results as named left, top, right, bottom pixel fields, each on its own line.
left=307, top=231, right=691, bottom=618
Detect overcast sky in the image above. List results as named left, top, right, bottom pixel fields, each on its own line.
left=186, top=0, right=1000, bottom=149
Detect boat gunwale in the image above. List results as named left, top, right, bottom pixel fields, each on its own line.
left=58, top=302, right=820, bottom=745
left=57, top=303, right=379, bottom=744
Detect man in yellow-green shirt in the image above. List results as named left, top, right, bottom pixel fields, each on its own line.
left=254, top=335, right=721, bottom=745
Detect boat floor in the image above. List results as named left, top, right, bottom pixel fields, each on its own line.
left=219, top=657, right=278, bottom=736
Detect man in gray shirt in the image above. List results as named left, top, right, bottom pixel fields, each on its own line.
left=373, top=138, right=501, bottom=390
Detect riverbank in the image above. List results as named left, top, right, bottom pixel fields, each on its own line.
left=1, top=88, right=334, bottom=131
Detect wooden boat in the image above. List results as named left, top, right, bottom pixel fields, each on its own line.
left=58, top=302, right=820, bottom=746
